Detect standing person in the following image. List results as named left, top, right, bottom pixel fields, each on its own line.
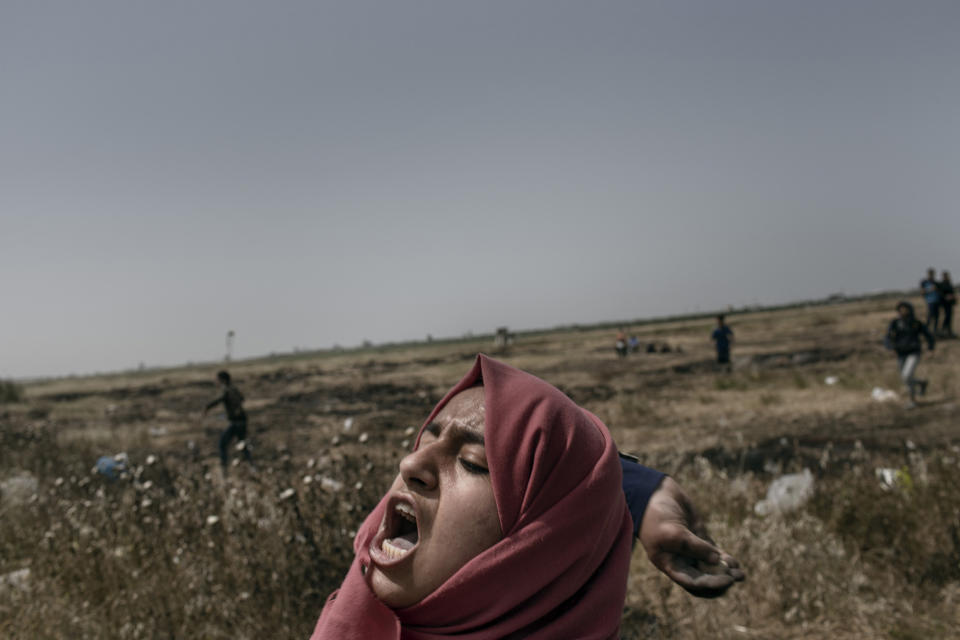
left=711, top=315, right=734, bottom=371
left=202, top=370, right=254, bottom=472
left=920, top=268, right=941, bottom=332
left=938, top=270, right=956, bottom=338
left=885, top=302, right=935, bottom=409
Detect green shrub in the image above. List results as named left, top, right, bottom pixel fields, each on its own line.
left=0, top=380, right=23, bottom=403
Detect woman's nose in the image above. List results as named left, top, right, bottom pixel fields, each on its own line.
left=399, top=444, right=439, bottom=491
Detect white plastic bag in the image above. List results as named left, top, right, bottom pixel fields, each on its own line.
left=754, top=468, right=814, bottom=516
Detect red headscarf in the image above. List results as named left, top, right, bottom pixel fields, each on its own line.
left=310, top=354, right=632, bottom=639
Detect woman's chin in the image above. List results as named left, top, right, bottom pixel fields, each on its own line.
left=368, top=566, right=421, bottom=609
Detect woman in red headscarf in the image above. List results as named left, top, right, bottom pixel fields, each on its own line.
left=310, top=354, right=634, bottom=639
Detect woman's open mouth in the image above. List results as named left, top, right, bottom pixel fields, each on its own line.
left=371, top=497, right=420, bottom=565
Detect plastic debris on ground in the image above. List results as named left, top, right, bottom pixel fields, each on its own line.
left=95, top=456, right=127, bottom=480
left=876, top=466, right=913, bottom=491
left=824, top=376, right=839, bottom=386
left=754, top=468, right=814, bottom=516
left=0, top=473, right=39, bottom=507
left=0, top=568, right=30, bottom=594
left=871, top=387, right=898, bottom=402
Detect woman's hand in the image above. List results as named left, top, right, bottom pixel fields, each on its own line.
left=639, top=477, right=745, bottom=598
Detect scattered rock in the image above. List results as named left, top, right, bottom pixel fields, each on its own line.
left=0, top=472, right=38, bottom=507
left=0, top=568, right=30, bottom=594
left=319, top=476, right=344, bottom=493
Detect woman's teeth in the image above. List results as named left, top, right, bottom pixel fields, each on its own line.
left=380, top=502, right=418, bottom=559
left=396, top=502, right=416, bottom=522
left=382, top=538, right=413, bottom=558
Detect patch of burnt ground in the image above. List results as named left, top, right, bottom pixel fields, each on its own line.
left=38, top=379, right=214, bottom=404
left=278, top=382, right=438, bottom=413
left=669, top=347, right=858, bottom=375
left=557, top=384, right=617, bottom=404
left=688, top=434, right=933, bottom=479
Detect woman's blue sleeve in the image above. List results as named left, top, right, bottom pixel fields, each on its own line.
left=619, top=455, right=666, bottom=538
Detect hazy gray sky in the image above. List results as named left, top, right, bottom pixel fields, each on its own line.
left=3, top=1, right=959, bottom=378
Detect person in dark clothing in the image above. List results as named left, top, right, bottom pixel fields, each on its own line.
left=202, top=370, right=254, bottom=471
left=920, top=268, right=941, bottom=331
left=711, top=315, right=734, bottom=371
left=938, top=270, right=957, bottom=338
left=885, top=302, right=935, bottom=408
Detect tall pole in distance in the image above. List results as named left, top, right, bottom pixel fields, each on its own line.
left=226, top=330, right=235, bottom=362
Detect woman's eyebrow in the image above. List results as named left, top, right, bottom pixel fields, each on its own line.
left=424, top=421, right=484, bottom=446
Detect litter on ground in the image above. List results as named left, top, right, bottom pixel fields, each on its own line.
left=754, top=469, right=814, bottom=516
left=871, top=387, right=898, bottom=402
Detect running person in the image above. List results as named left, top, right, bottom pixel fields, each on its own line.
left=885, top=302, right=935, bottom=408
left=202, top=370, right=254, bottom=471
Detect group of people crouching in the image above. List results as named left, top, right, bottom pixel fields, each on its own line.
left=310, top=355, right=744, bottom=639
left=614, top=330, right=681, bottom=358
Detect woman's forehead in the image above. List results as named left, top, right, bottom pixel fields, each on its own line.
left=434, top=386, right=485, bottom=436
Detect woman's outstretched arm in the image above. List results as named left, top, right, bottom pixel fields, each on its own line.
left=639, top=476, right=745, bottom=598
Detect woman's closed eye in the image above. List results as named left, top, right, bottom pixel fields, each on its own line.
left=459, top=458, right=489, bottom=475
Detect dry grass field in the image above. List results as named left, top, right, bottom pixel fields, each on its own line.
left=2, top=293, right=959, bottom=639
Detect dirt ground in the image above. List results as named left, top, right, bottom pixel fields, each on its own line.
left=3, top=293, right=959, bottom=638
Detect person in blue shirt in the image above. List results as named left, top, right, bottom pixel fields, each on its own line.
left=711, top=315, right=734, bottom=371
left=920, top=267, right=942, bottom=332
